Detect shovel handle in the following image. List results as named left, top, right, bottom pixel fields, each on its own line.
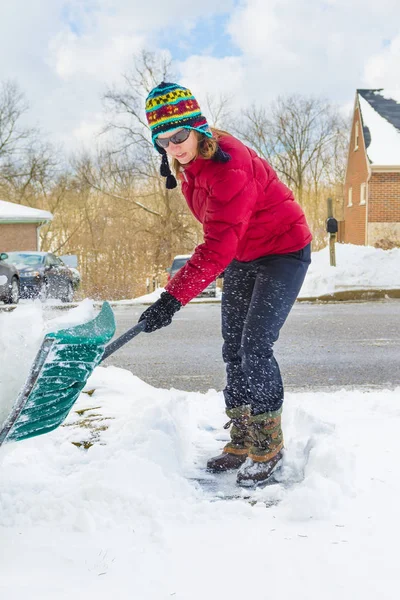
left=101, top=320, right=147, bottom=361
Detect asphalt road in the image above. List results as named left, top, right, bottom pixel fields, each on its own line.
left=100, top=300, right=400, bottom=393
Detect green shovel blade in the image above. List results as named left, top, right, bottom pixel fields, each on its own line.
left=0, top=302, right=116, bottom=446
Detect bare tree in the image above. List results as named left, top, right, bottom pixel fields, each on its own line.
left=204, top=93, right=234, bottom=129
left=93, top=51, right=201, bottom=271
left=236, top=95, right=348, bottom=248
left=0, top=80, right=57, bottom=204
left=34, top=51, right=205, bottom=300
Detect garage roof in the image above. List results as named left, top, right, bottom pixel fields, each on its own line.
left=0, top=200, right=53, bottom=224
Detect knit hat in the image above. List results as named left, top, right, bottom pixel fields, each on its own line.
left=145, top=81, right=213, bottom=189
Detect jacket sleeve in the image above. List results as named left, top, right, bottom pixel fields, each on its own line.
left=166, top=168, right=257, bottom=305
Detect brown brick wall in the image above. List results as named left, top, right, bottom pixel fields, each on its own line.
left=343, top=106, right=369, bottom=245
left=369, top=172, right=400, bottom=222
left=0, top=223, right=38, bottom=251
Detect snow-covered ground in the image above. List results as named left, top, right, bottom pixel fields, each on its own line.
left=1, top=243, right=400, bottom=599
left=299, top=243, right=400, bottom=298
left=1, top=364, right=399, bottom=599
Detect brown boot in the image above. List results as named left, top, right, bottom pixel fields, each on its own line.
left=236, top=408, right=284, bottom=487
left=207, top=405, right=251, bottom=473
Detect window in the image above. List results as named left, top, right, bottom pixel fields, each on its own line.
left=45, top=254, right=58, bottom=267
left=354, top=122, right=359, bottom=150
left=360, top=183, right=367, bottom=205
left=4, top=253, right=43, bottom=266
left=348, top=187, right=353, bottom=207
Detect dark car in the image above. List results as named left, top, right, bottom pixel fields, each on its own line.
left=3, top=251, right=77, bottom=302
left=167, top=254, right=217, bottom=298
left=0, top=252, right=20, bottom=304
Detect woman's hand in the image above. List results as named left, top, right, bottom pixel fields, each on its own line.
left=138, top=291, right=182, bottom=333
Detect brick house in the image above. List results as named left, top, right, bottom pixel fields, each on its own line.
left=0, top=200, right=53, bottom=251
left=340, top=89, right=400, bottom=246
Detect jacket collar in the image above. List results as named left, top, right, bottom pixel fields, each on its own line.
left=182, top=155, right=207, bottom=178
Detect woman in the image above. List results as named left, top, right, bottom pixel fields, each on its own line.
left=140, top=82, right=312, bottom=487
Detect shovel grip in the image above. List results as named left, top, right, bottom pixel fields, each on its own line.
left=101, top=319, right=147, bottom=361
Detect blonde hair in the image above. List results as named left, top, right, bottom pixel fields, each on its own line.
left=172, top=128, right=231, bottom=176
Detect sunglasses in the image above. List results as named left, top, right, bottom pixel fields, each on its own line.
left=155, top=128, right=191, bottom=149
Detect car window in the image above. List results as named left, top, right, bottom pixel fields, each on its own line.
left=45, top=254, right=58, bottom=267
left=5, top=253, right=44, bottom=266
left=171, top=257, right=190, bottom=273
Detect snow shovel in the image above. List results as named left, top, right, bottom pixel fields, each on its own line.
left=0, top=302, right=146, bottom=448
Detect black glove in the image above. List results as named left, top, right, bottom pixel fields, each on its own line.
left=139, top=291, right=182, bottom=333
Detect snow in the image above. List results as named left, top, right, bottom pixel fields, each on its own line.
left=358, top=92, right=400, bottom=165
left=298, top=243, right=400, bottom=298
left=0, top=242, right=400, bottom=598
left=1, top=361, right=399, bottom=598
left=125, top=287, right=223, bottom=304
left=381, top=89, right=400, bottom=104
left=119, top=244, right=400, bottom=304
left=0, top=199, right=53, bottom=223
left=43, top=297, right=97, bottom=331
left=0, top=303, right=44, bottom=427
left=0, top=300, right=97, bottom=430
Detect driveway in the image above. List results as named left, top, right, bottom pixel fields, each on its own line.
left=101, top=300, right=400, bottom=392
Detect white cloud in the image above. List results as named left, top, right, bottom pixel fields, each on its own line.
left=0, top=0, right=399, bottom=153
left=363, top=35, right=400, bottom=89
left=178, top=55, right=246, bottom=114
left=0, top=0, right=235, bottom=151
left=176, top=0, right=400, bottom=119
left=49, top=29, right=144, bottom=80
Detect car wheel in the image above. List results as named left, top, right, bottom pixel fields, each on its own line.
left=61, top=282, right=74, bottom=303
left=4, top=277, right=20, bottom=305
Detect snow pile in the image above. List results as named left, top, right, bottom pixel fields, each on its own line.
left=0, top=303, right=45, bottom=428
left=43, top=297, right=96, bottom=331
left=1, top=364, right=399, bottom=598
left=0, top=299, right=98, bottom=430
left=299, top=244, right=400, bottom=298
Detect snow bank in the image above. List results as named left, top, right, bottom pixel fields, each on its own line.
left=107, top=244, right=400, bottom=304
left=1, top=366, right=399, bottom=598
left=299, top=244, right=400, bottom=298
left=0, top=303, right=45, bottom=427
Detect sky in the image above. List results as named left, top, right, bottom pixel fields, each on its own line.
left=0, top=0, right=400, bottom=153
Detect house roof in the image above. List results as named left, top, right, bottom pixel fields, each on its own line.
left=0, top=200, right=53, bottom=224
left=357, top=89, right=400, bottom=167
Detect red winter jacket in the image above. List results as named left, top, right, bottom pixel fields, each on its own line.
left=166, top=134, right=312, bottom=305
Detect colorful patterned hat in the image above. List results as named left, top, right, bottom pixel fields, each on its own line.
left=145, top=81, right=212, bottom=151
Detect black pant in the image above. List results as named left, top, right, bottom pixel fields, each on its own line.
left=221, top=244, right=311, bottom=415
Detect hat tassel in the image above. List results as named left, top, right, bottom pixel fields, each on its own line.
left=160, top=152, right=177, bottom=189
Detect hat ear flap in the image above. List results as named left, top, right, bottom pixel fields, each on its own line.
left=160, top=151, right=177, bottom=189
